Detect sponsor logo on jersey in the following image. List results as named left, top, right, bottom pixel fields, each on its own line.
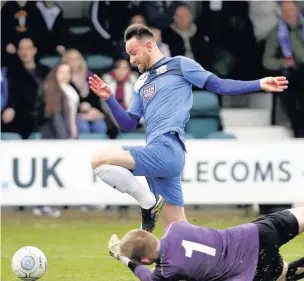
left=156, top=65, right=167, bottom=75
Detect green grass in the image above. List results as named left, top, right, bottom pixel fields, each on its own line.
left=2, top=209, right=303, bottom=281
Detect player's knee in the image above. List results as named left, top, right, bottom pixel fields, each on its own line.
left=91, top=150, right=112, bottom=169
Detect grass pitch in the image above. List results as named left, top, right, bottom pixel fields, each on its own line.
left=2, top=208, right=304, bottom=281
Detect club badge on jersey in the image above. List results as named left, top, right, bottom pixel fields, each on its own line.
left=142, top=83, right=156, bottom=103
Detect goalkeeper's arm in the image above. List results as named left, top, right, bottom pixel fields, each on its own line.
left=119, top=256, right=156, bottom=281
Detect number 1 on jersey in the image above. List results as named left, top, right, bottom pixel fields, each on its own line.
left=182, top=240, right=216, bottom=258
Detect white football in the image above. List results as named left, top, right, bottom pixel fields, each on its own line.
left=11, top=246, right=47, bottom=280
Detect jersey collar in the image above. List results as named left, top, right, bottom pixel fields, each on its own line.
left=149, top=56, right=171, bottom=71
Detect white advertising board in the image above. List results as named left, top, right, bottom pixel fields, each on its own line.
left=1, top=140, right=303, bottom=206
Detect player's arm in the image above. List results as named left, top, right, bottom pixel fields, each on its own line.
left=125, top=260, right=161, bottom=281
left=89, top=74, right=139, bottom=132
left=180, top=56, right=288, bottom=94
left=204, top=74, right=261, bottom=95
left=106, top=94, right=139, bottom=132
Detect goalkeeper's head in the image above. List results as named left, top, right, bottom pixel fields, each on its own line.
left=119, top=229, right=160, bottom=265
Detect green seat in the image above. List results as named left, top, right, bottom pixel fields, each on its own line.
left=186, top=118, right=220, bottom=139
left=207, top=131, right=236, bottom=139
left=0, top=132, right=22, bottom=140
left=39, top=56, right=60, bottom=68
left=29, top=132, right=41, bottom=140
left=133, top=127, right=146, bottom=134
left=185, top=133, right=196, bottom=139
left=85, top=54, right=113, bottom=71
left=192, top=91, right=220, bottom=117
left=68, top=26, right=91, bottom=35
left=116, top=133, right=145, bottom=140
left=79, top=133, right=109, bottom=140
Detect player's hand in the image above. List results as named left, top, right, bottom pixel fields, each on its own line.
left=2, top=108, right=15, bottom=123
left=260, top=76, right=288, bottom=92
left=108, top=234, right=121, bottom=260
left=89, top=74, right=112, bottom=100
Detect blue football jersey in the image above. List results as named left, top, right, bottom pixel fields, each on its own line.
left=127, top=56, right=212, bottom=149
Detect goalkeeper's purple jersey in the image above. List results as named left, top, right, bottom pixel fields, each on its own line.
left=134, top=221, right=259, bottom=281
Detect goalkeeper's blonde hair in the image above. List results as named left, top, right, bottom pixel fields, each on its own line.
left=119, top=229, right=158, bottom=263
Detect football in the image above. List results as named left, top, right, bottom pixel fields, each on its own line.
left=11, top=246, right=47, bottom=280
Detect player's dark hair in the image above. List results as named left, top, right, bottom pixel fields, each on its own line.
left=124, top=24, right=154, bottom=42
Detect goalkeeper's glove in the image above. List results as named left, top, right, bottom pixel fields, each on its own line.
left=108, top=234, right=130, bottom=266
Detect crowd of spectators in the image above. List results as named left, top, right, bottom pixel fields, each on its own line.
left=1, top=0, right=304, bottom=140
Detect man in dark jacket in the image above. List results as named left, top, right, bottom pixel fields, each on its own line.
left=1, top=38, right=50, bottom=139
left=161, top=4, right=215, bottom=72
left=263, top=1, right=304, bottom=138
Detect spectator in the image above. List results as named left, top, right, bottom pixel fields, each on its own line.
left=1, top=1, right=40, bottom=66
left=197, top=1, right=258, bottom=80
left=102, top=59, right=141, bottom=131
left=263, top=1, right=304, bottom=138
left=249, top=2, right=279, bottom=44
left=1, top=68, right=8, bottom=111
left=162, top=4, right=214, bottom=70
left=61, top=49, right=108, bottom=135
left=34, top=0, right=68, bottom=56
left=249, top=1, right=279, bottom=76
left=1, top=38, right=50, bottom=139
left=136, top=1, right=182, bottom=30
left=90, top=1, right=139, bottom=56
left=102, top=59, right=138, bottom=110
left=129, top=14, right=147, bottom=26
left=150, top=27, right=171, bottom=57
left=38, top=62, right=79, bottom=139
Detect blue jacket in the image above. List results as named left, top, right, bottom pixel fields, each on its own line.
left=1, top=68, right=8, bottom=110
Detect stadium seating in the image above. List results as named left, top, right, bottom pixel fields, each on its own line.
left=28, top=132, right=41, bottom=140
left=78, top=133, right=109, bottom=139
left=207, top=131, right=236, bottom=139
left=116, top=132, right=145, bottom=139
left=191, top=91, right=220, bottom=117
left=186, top=91, right=221, bottom=138
left=85, top=54, right=113, bottom=72
left=186, top=118, right=220, bottom=138
left=39, top=56, right=61, bottom=68
left=185, top=133, right=196, bottom=139
left=0, top=132, right=22, bottom=140
left=68, top=26, right=91, bottom=35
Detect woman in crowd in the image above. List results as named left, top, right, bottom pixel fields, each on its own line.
left=38, top=62, right=79, bottom=139
left=61, top=49, right=108, bottom=136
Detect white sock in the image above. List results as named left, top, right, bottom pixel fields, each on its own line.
left=94, top=165, right=156, bottom=209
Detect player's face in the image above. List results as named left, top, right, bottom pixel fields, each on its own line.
left=126, top=37, right=151, bottom=73
left=56, top=64, right=71, bottom=84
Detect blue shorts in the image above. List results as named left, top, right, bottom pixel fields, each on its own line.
left=123, top=132, right=185, bottom=207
